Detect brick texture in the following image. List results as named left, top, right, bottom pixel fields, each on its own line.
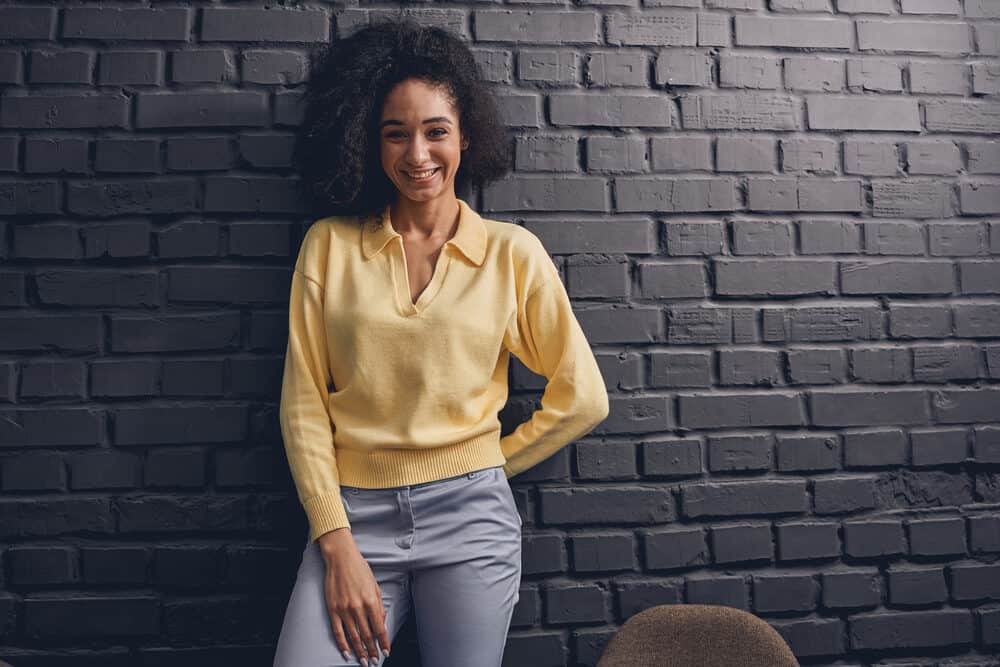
left=0, top=4, right=999, bottom=667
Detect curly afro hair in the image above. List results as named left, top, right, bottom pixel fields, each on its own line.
left=293, top=17, right=513, bottom=224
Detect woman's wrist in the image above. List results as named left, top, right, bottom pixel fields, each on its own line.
left=317, top=527, right=355, bottom=558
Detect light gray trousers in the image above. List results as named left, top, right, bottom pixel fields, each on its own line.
left=273, top=465, right=522, bottom=666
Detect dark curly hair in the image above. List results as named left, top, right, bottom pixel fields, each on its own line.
left=292, top=17, right=513, bottom=224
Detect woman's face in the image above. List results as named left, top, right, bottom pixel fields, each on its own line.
left=379, top=78, right=469, bottom=204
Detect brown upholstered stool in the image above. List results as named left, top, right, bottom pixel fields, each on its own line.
left=596, top=604, right=800, bottom=667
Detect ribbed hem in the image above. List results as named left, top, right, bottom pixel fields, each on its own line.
left=336, top=429, right=507, bottom=489
left=303, top=491, right=351, bottom=543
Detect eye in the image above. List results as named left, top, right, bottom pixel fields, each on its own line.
left=384, top=128, right=448, bottom=139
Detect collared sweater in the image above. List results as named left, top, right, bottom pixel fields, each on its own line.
left=279, top=197, right=610, bottom=543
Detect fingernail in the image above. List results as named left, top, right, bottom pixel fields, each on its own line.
left=361, top=658, right=368, bottom=667
left=341, top=650, right=350, bottom=661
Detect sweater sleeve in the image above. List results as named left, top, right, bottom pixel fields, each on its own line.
left=279, top=266, right=351, bottom=542
left=500, top=275, right=610, bottom=479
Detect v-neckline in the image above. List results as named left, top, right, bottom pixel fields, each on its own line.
left=391, top=237, right=452, bottom=316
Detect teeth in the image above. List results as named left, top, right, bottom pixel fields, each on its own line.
left=407, top=169, right=437, bottom=178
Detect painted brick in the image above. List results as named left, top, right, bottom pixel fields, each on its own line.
left=639, top=262, right=707, bottom=298
left=890, top=304, right=951, bottom=338
left=515, top=135, right=578, bottom=172
left=607, top=11, right=697, bottom=46
left=851, top=347, right=911, bottom=383
left=665, top=221, right=725, bottom=255
left=762, top=305, right=881, bottom=342
left=863, top=221, right=924, bottom=255
left=770, top=0, right=833, bottom=11
left=697, top=12, right=731, bottom=46
left=929, top=222, right=989, bottom=256
left=655, top=49, right=713, bottom=87
left=857, top=20, right=971, bottom=54
left=835, top=0, right=895, bottom=12
left=66, top=7, right=191, bottom=40
left=847, top=58, right=903, bottom=92
left=719, top=54, right=781, bottom=89
left=735, top=16, right=852, bottom=49
left=717, top=348, right=781, bottom=386
left=706, top=0, right=765, bottom=8
left=615, top=176, right=738, bottom=212
left=967, top=0, right=1000, bottom=17
left=872, top=180, right=956, bottom=218
left=843, top=140, right=900, bottom=176
left=517, top=49, right=579, bottom=85
left=807, top=95, right=920, bottom=132
left=585, top=135, right=646, bottom=172
left=731, top=219, right=794, bottom=255
left=901, top=0, right=962, bottom=13
left=975, top=23, right=1000, bottom=55
left=717, top=136, right=776, bottom=172
left=961, top=180, right=1000, bottom=214
left=586, top=51, right=648, bottom=87
left=475, top=10, right=600, bottom=44
left=905, top=141, right=962, bottom=175
left=925, top=100, right=1000, bottom=133
left=841, top=260, right=955, bottom=295
left=781, top=138, right=838, bottom=174
left=972, top=61, right=1000, bottom=95
left=748, top=177, right=863, bottom=212
left=787, top=348, right=848, bottom=385
left=715, top=259, right=837, bottom=297
left=783, top=57, right=845, bottom=92
left=681, top=93, right=800, bottom=130
left=811, top=390, right=929, bottom=426
left=799, top=220, right=861, bottom=254
left=966, top=141, right=1000, bottom=173
left=650, top=135, right=713, bottom=171
left=484, top=176, right=607, bottom=211
left=909, top=60, right=969, bottom=95
left=550, top=93, right=672, bottom=127
left=680, top=392, right=806, bottom=428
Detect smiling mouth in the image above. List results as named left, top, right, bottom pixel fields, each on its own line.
left=403, top=168, right=440, bottom=181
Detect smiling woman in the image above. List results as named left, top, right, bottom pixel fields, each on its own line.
left=274, top=16, right=609, bottom=667
left=291, top=18, right=511, bottom=225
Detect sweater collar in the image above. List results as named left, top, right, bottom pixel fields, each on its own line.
left=361, top=198, right=487, bottom=267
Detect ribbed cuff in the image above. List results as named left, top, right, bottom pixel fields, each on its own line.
left=303, top=490, right=351, bottom=543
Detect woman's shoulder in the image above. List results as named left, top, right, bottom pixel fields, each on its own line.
left=294, top=215, right=361, bottom=276
left=481, top=217, right=550, bottom=263
left=481, top=217, right=559, bottom=291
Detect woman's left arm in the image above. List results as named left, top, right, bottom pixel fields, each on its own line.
left=500, top=274, right=610, bottom=479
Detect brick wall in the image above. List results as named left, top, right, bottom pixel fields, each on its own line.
left=0, top=2, right=998, bottom=666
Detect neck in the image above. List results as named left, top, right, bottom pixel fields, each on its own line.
left=389, top=195, right=461, bottom=240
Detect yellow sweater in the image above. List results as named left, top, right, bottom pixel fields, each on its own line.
left=279, top=198, right=610, bottom=542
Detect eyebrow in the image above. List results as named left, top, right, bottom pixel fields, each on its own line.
left=379, top=117, right=453, bottom=129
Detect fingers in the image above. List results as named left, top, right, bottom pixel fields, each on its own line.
left=374, top=602, right=392, bottom=659
left=358, top=596, right=389, bottom=664
left=330, top=613, right=365, bottom=660
left=331, top=603, right=386, bottom=665
left=328, top=612, right=355, bottom=663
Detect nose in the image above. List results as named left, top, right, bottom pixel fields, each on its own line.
left=405, top=134, right=431, bottom=164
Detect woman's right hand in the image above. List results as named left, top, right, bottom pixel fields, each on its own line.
left=318, top=528, right=391, bottom=665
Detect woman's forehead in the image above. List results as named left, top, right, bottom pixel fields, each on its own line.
left=381, top=80, right=458, bottom=118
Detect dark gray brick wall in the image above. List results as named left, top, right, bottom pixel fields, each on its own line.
left=0, top=2, right=998, bottom=666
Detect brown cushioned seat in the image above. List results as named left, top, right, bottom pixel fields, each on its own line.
left=596, top=604, right=800, bottom=667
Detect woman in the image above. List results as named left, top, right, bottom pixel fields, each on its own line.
left=273, top=18, right=609, bottom=667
